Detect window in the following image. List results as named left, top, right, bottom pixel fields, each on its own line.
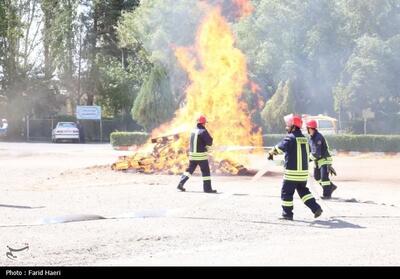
left=58, top=123, right=77, bottom=128
left=318, top=120, right=333, bottom=129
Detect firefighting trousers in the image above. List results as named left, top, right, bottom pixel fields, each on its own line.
left=178, top=160, right=212, bottom=191
left=281, top=180, right=321, bottom=217
left=314, top=165, right=334, bottom=197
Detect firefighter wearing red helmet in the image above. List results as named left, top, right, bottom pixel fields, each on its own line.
left=306, top=119, right=338, bottom=199
left=268, top=114, right=322, bottom=220
left=177, top=115, right=217, bottom=193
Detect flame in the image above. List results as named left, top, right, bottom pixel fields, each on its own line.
left=115, top=2, right=262, bottom=174
left=233, top=0, right=254, bottom=18
left=171, top=5, right=262, bottom=162
left=250, top=81, right=261, bottom=93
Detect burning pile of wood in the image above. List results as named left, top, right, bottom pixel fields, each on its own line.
left=111, top=133, right=255, bottom=176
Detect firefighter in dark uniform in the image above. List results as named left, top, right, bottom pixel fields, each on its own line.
left=268, top=114, right=323, bottom=220
left=306, top=119, right=338, bottom=199
left=177, top=115, right=217, bottom=193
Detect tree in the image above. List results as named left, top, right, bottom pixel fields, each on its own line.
left=131, top=63, right=177, bottom=131
left=261, top=80, right=296, bottom=133
left=83, top=0, right=140, bottom=106
left=334, top=36, right=391, bottom=118
left=96, top=47, right=152, bottom=119
left=118, top=0, right=202, bottom=103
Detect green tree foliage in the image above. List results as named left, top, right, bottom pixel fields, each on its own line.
left=334, top=36, right=391, bottom=117
left=96, top=48, right=152, bottom=117
left=118, top=0, right=202, bottom=101
left=131, top=63, right=176, bottom=131
left=235, top=0, right=400, bottom=133
left=2, top=0, right=400, bottom=137
left=261, top=80, right=296, bottom=133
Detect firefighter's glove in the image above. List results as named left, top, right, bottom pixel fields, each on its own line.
left=328, top=165, right=337, bottom=176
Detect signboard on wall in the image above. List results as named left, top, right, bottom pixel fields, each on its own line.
left=76, top=106, right=102, bottom=120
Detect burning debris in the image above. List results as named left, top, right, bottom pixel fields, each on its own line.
left=112, top=133, right=254, bottom=176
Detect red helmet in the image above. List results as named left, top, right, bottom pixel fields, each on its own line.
left=306, top=119, right=318, bottom=129
left=284, top=114, right=302, bottom=128
left=197, top=115, right=207, bottom=124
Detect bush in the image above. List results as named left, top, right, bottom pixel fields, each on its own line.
left=324, top=135, right=400, bottom=152
left=263, top=134, right=400, bottom=152
left=110, top=132, right=149, bottom=146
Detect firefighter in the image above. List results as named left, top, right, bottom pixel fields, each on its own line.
left=177, top=115, right=217, bottom=193
left=306, top=119, right=338, bottom=199
left=268, top=114, right=323, bottom=220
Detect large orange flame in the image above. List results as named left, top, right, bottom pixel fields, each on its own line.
left=172, top=6, right=261, bottom=161
left=121, top=2, right=262, bottom=174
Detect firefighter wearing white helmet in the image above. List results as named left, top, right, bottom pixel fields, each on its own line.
left=268, top=114, right=322, bottom=220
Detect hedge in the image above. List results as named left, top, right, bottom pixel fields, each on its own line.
left=263, top=134, right=400, bottom=152
left=110, top=132, right=149, bottom=147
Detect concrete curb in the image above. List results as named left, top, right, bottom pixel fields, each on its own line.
left=113, top=146, right=138, bottom=151
left=336, top=151, right=400, bottom=156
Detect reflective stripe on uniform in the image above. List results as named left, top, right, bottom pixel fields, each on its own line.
left=297, top=141, right=302, bottom=171
left=320, top=181, right=331, bottom=186
left=192, top=129, right=199, bottom=153
left=189, top=152, right=208, bottom=161
left=285, top=169, right=309, bottom=175
left=202, top=176, right=211, bottom=181
left=183, top=172, right=190, bottom=177
left=296, top=137, right=308, bottom=172
left=282, top=200, right=294, bottom=207
left=274, top=145, right=284, bottom=154
left=301, top=194, right=314, bottom=203
left=317, top=157, right=333, bottom=167
left=284, top=169, right=308, bottom=181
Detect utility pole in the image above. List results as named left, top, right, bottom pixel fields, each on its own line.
left=77, top=25, right=82, bottom=105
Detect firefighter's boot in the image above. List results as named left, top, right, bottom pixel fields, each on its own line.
left=279, top=213, right=294, bottom=221
left=204, top=189, right=217, bottom=193
left=177, top=182, right=186, bottom=192
left=314, top=208, right=323, bottom=218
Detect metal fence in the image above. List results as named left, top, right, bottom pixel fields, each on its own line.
left=25, top=118, right=143, bottom=142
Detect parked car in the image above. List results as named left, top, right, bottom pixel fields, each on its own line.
left=52, top=122, right=79, bottom=143
left=302, top=114, right=338, bottom=135
left=0, top=119, right=8, bottom=139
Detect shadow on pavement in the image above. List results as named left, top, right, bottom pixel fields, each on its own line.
left=0, top=204, right=45, bottom=209
left=175, top=215, right=365, bottom=229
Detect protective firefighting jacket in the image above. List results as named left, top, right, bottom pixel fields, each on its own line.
left=273, top=128, right=310, bottom=182
left=309, top=130, right=332, bottom=168
left=189, top=124, right=213, bottom=161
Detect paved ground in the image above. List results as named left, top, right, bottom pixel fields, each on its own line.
left=0, top=142, right=399, bottom=266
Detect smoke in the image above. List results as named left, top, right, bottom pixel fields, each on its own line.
left=126, top=0, right=254, bottom=102
left=123, top=0, right=400, bottom=134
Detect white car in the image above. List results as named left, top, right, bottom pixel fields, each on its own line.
left=0, top=119, right=7, bottom=139
left=52, top=122, right=80, bottom=143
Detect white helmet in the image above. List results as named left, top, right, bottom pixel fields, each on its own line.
left=2, top=119, right=6, bottom=122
